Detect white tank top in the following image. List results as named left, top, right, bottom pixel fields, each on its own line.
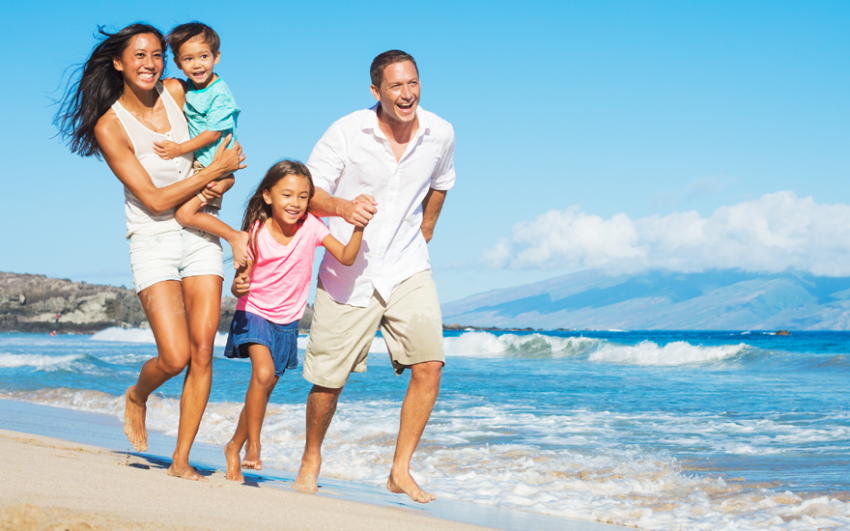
left=111, top=82, right=195, bottom=238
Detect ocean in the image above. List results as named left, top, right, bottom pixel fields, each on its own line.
left=1, top=329, right=848, bottom=530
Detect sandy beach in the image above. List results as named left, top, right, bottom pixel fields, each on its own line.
left=0, top=428, right=500, bottom=531
left=0, top=400, right=628, bottom=531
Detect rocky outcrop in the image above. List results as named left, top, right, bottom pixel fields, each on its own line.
left=0, top=272, right=313, bottom=334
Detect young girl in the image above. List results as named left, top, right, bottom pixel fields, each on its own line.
left=223, top=160, right=364, bottom=481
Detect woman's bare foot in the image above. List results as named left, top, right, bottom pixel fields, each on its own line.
left=293, top=455, right=321, bottom=493
left=167, top=464, right=208, bottom=482
left=224, top=441, right=243, bottom=481
left=387, top=469, right=436, bottom=503
left=123, top=386, right=148, bottom=452
left=242, top=442, right=262, bottom=470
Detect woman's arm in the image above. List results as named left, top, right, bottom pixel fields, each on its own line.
left=95, top=113, right=245, bottom=215
left=321, top=226, right=365, bottom=266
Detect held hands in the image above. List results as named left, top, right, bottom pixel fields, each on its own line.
left=152, top=140, right=184, bottom=160
left=343, top=194, right=377, bottom=227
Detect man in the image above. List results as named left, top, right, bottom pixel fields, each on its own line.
left=292, top=50, right=455, bottom=503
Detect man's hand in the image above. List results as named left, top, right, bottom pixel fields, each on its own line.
left=152, top=140, right=184, bottom=160
left=340, top=194, right=377, bottom=227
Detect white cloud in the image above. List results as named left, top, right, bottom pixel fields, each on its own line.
left=483, top=192, right=850, bottom=276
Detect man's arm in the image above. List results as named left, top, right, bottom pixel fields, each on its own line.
left=420, top=189, right=447, bottom=243
left=309, top=187, right=377, bottom=228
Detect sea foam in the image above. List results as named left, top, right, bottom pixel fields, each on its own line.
left=4, top=387, right=849, bottom=531
left=91, top=327, right=229, bottom=347
left=0, top=353, right=83, bottom=369
left=588, top=340, right=747, bottom=366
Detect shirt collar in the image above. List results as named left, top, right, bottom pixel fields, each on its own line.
left=361, top=103, right=431, bottom=136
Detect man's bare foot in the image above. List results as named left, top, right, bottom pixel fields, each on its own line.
left=242, top=443, right=262, bottom=470
left=293, top=456, right=321, bottom=493
left=167, top=464, right=208, bottom=482
left=123, top=386, right=148, bottom=452
left=387, top=469, right=436, bottom=503
left=224, top=441, right=243, bottom=481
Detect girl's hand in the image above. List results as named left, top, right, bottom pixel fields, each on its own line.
left=152, top=140, right=184, bottom=160
left=231, top=269, right=251, bottom=297
left=212, top=134, right=247, bottom=174
left=228, top=231, right=250, bottom=270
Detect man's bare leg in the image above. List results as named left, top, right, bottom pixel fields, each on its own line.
left=124, top=281, right=192, bottom=453
left=387, top=361, right=442, bottom=503
left=167, top=275, right=221, bottom=481
left=293, top=385, right=343, bottom=492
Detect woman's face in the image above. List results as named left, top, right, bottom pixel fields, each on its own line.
left=113, top=33, right=164, bottom=91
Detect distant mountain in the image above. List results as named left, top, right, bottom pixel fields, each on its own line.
left=441, top=270, right=850, bottom=330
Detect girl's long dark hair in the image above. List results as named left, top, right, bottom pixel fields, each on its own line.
left=243, top=160, right=316, bottom=260
left=53, top=24, right=166, bottom=158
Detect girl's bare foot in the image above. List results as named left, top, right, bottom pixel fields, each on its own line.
left=387, top=468, right=436, bottom=503
left=242, top=442, right=262, bottom=470
left=123, top=386, right=148, bottom=452
left=224, top=441, right=244, bottom=481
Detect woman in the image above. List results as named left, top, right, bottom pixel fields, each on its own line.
left=55, top=24, right=245, bottom=480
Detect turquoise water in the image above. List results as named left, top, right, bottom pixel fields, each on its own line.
left=1, top=329, right=848, bottom=530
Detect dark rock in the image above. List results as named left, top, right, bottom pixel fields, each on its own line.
left=776, top=330, right=791, bottom=336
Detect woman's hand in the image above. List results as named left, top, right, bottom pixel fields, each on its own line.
left=211, top=134, right=246, bottom=174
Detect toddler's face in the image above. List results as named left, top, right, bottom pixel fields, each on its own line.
left=175, top=38, right=220, bottom=89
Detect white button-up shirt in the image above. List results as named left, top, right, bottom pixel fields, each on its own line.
left=307, top=104, right=456, bottom=307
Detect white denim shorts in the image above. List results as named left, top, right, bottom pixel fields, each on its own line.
left=128, top=228, right=224, bottom=293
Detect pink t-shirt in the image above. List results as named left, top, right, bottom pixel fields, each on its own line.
left=236, top=214, right=330, bottom=324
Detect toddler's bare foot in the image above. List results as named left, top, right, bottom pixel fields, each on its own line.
left=387, top=468, right=436, bottom=503
left=293, top=455, right=321, bottom=493
left=123, top=386, right=148, bottom=452
left=224, top=441, right=243, bottom=481
left=242, top=443, right=262, bottom=470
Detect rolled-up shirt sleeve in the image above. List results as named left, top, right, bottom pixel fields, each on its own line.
left=430, top=129, right=456, bottom=191
left=307, top=123, right=346, bottom=194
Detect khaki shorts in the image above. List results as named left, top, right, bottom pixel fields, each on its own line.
left=303, top=270, right=445, bottom=389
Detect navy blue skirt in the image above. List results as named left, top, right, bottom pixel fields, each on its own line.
left=224, top=311, right=299, bottom=376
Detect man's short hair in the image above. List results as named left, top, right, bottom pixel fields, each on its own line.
left=167, top=22, right=220, bottom=58
left=370, top=50, right=418, bottom=87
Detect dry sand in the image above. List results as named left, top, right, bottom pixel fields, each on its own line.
left=0, top=429, right=498, bottom=531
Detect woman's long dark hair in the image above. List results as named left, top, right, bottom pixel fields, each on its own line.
left=53, top=24, right=166, bottom=158
left=243, top=161, right=316, bottom=260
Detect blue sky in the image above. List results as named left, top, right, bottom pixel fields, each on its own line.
left=1, top=1, right=848, bottom=303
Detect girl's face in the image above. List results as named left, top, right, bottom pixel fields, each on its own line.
left=113, top=33, right=164, bottom=91
left=263, top=174, right=311, bottom=226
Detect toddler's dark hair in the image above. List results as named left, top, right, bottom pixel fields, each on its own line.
left=167, top=22, right=220, bottom=58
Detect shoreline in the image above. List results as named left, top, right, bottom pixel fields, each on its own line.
left=0, top=399, right=627, bottom=531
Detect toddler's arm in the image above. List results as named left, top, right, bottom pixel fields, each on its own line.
left=153, top=130, right=222, bottom=160
left=321, top=226, right=365, bottom=266
left=175, top=196, right=249, bottom=269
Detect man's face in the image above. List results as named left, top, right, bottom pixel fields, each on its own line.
left=371, top=61, right=420, bottom=125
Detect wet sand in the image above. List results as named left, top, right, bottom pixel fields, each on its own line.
left=0, top=428, right=500, bottom=531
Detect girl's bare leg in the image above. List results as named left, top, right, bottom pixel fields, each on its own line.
left=224, top=343, right=278, bottom=481
left=124, top=281, right=191, bottom=453
left=225, top=406, right=249, bottom=481
left=167, top=275, right=222, bottom=481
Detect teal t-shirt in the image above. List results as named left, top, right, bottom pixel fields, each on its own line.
left=184, top=77, right=240, bottom=167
